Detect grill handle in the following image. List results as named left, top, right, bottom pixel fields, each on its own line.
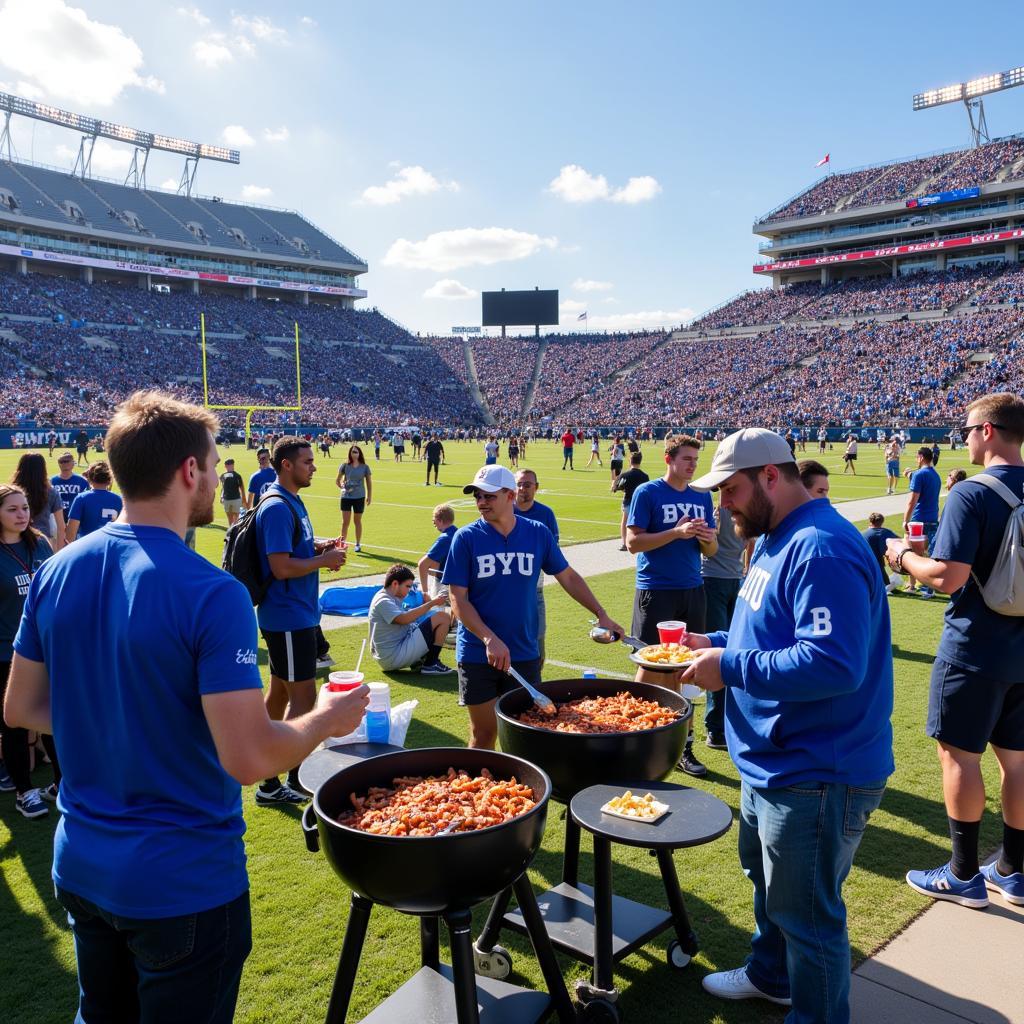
left=302, top=803, right=320, bottom=853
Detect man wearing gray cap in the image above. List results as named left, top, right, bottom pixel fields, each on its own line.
left=679, top=428, right=893, bottom=1023
left=442, top=465, right=624, bottom=748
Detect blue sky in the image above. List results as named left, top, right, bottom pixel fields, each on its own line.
left=1, top=0, right=1022, bottom=334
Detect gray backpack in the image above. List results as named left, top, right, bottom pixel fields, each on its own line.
left=970, top=473, right=1024, bottom=616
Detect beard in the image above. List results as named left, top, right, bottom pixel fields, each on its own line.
left=188, top=474, right=216, bottom=528
left=731, top=479, right=774, bottom=540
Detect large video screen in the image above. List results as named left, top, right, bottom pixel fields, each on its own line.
left=482, top=289, right=559, bottom=327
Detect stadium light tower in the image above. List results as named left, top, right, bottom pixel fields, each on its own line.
left=0, top=92, right=240, bottom=195
left=913, top=66, right=1024, bottom=147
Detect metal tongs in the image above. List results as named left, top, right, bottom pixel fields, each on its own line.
left=506, top=665, right=555, bottom=713
left=589, top=626, right=646, bottom=653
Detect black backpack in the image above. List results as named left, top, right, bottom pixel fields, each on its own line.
left=222, top=493, right=302, bottom=605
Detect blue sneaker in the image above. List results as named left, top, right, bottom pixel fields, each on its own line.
left=981, top=862, right=1024, bottom=906
left=0, top=761, right=15, bottom=793
left=906, top=862, right=988, bottom=908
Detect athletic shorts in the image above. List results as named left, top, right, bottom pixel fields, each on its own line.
left=927, top=658, right=1024, bottom=753
left=563, top=447, right=573, bottom=459
left=261, top=626, right=318, bottom=682
left=610, top=460, right=623, bottom=474
left=485, top=456, right=497, bottom=465
left=631, top=586, right=707, bottom=645
left=844, top=453, right=857, bottom=462
left=457, top=657, right=542, bottom=707
left=886, top=461, right=899, bottom=476
left=341, top=497, right=365, bottom=514
left=377, top=619, right=433, bottom=672
left=426, top=458, right=440, bottom=471
left=222, top=498, right=243, bottom=514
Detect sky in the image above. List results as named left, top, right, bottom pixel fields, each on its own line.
left=1, top=0, right=1023, bottom=335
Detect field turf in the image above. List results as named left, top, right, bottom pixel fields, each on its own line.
left=0, top=438, right=1000, bottom=1024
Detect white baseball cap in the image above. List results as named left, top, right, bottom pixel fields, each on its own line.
left=690, top=428, right=796, bottom=491
left=463, top=464, right=517, bottom=494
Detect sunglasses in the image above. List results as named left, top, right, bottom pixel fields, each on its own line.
left=961, top=422, right=1006, bottom=436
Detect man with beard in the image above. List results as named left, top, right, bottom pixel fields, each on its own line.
left=4, top=392, right=369, bottom=1024
left=679, top=428, right=893, bottom=1023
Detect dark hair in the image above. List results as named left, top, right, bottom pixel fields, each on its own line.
left=105, top=391, right=217, bottom=500
left=664, top=434, right=700, bottom=458
left=11, top=452, right=51, bottom=518
left=967, top=391, right=1024, bottom=444
left=257, top=447, right=270, bottom=458
left=868, top=512, right=885, bottom=526
left=347, top=445, right=365, bottom=465
left=740, top=463, right=801, bottom=485
left=948, top=468, right=967, bottom=485
left=271, top=436, right=311, bottom=471
left=797, top=459, right=829, bottom=489
left=384, top=563, right=415, bottom=587
left=0, top=483, right=43, bottom=553
left=917, top=447, right=933, bottom=463
left=630, top=453, right=642, bottom=465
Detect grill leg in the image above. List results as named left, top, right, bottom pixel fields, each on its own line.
left=513, top=873, right=577, bottom=1024
left=325, top=893, right=373, bottom=1024
left=445, top=909, right=481, bottom=1024
left=475, top=886, right=512, bottom=953
left=656, top=848, right=699, bottom=955
left=421, top=915, right=441, bottom=970
left=563, top=815, right=581, bottom=886
left=592, top=836, right=615, bottom=993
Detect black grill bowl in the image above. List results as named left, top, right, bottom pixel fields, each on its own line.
left=496, top=678, right=692, bottom=803
left=308, top=747, right=550, bottom=915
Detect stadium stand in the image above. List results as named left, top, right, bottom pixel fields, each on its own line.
left=468, top=337, right=539, bottom=422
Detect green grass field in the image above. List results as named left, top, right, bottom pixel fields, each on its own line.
left=0, top=438, right=999, bottom=1024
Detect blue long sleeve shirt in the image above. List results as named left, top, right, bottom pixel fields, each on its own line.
left=708, top=499, right=894, bottom=789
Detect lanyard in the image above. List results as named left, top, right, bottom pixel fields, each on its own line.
left=0, top=540, right=35, bottom=578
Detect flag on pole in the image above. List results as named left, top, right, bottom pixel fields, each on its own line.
left=577, top=311, right=588, bottom=321
left=815, top=153, right=830, bottom=167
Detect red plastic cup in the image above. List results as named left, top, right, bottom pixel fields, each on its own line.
left=908, top=522, right=924, bottom=541
left=326, top=670, right=364, bottom=693
left=657, top=620, right=687, bottom=645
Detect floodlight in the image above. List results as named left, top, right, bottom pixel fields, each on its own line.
left=913, top=65, right=1024, bottom=109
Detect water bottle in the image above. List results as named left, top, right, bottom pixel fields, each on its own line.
left=365, top=682, right=391, bottom=743
left=582, top=668, right=598, bottom=681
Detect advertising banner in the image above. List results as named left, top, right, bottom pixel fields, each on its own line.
left=906, top=186, right=981, bottom=209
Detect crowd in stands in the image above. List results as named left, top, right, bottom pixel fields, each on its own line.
left=846, top=151, right=960, bottom=209
left=467, top=337, right=539, bottom=422
left=966, top=262, right=1024, bottom=306
left=422, top=335, right=471, bottom=384
left=690, top=282, right=822, bottom=330
left=928, top=137, right=1024, bottom=194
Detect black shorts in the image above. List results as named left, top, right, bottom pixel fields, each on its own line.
left=631, top=587, right=707, bottom=645
left=426, top=458, right=440, bottom=470
left=844, top=453, right=857, bottom=462
left=927, top=658, right=1024, bottom=753
left=261, top=626, right=318, bottom=682
left=341, top=497, right=366, bottom=514
left=610, top=460, right=623, bottom=473
left=457, top=657, right=542, bottom=707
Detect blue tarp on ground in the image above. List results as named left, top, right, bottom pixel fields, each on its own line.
left=319, top=584, right=424, bottom=617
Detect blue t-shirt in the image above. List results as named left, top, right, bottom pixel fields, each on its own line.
left=13, top=524, right=262, bottom=917
left=67, top=489, right=123, bottom=536
left=708, top=499, right=894, bottom=789
left=248, top=467, right=277, bottom=499
left=425, top=524, right=458, bottom=571
left=627, top=479, right=714, bottom=590
left=908, top=465, right=941, bottom=522
left=50, top=473, right=89, bottom=515
left=255, top=483, right=318, bottom=631
left=442, top=517, right=569, bottom=663
left=861, top=526, right=899, bottom=581
left=931, top=466, right=1024, bottom=682
left=514, top=501, right=560, bottom=543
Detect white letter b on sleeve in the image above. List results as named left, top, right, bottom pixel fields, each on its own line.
left=810, top=607, right=832, bottom=637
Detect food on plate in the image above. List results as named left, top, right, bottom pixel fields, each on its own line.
left=635, top=642, right=696, bottom=666
left=602, top=790, right=668, bottom=820
left=337, top=767, right=536, bottom=836
left=517, top=690, right=679, bottom=733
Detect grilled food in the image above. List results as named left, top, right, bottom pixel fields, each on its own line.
left=518, top=690, right=679, bottom=733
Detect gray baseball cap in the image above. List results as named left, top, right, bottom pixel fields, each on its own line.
left=690, top=428, right=796, bottom=491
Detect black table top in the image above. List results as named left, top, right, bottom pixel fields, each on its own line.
left=570, top=781, right=733, bottom=850
left=298, top=742, right=406, bottom=793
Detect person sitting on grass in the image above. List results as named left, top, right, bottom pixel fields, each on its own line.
left=369, top=564, right=453, bottom=675
left=862, top=512, right=901, bottom=595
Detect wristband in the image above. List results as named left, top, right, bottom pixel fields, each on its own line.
left=895, top=546, right=913, bottom=574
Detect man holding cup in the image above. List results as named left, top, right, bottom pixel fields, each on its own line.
left=626, top=434, right=718, bottom=776
left=902, top=446, right=942, bottom=599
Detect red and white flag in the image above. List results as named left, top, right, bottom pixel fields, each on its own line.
left=815, top=153, right=830, bottom=168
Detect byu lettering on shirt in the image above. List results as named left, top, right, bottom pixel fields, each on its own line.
left=628, top=478, right=714, bottom=590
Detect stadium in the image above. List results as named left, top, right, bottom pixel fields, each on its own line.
left=2, top=16, right=1024, bottom=1024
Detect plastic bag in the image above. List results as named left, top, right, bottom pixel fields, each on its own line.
left=327, top=699, right=419, bottom=748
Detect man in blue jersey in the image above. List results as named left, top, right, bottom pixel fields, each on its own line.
left=65, top=462, right=123, bottom=541
left=443, top=465, right=623, bottom=748
left=902, top=446, right=942, bottom=599
left=4, top=392, right=368, bottom=1024
left=627, top=434, right=718, bottom=776
left=886, top=393, right=1024, bottom=910
left=514, top=468, right=559, bottom=667
left=50, top=452, right=89, bottom=518
left=255, top=436, right=347, bottom=805
left=417, top=503, right=457, bottom=598
left=247, top=447, right=276, bottom=505
left=681, top=428, right=893, bottom=1022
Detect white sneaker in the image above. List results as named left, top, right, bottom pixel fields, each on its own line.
left=701, top=967, right=791, bottom=1006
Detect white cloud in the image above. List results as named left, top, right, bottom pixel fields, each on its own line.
left=424, top=279, right=478, bottom=300
left=572, top=278, right=613, bottom=292
left=232, top=14, right=288, bottom=42
left=193, top=37, right=233, bottom=67
left=55, top=140, right=131, bottom=174
left=299, top=16, right=317, bottom=27
left=383, top=227, right=557, bottom=272
left=611, top=175, right=662, bottom=204
left=263, top=126, right=290, bottom=143
left=0, top=78, right=44, bottom=100
left=548, top=164, right=661, bottom=205
left=222, top=125, right=255, bottom=147
left=578, top=309, right=693, bottom=331
left=159, top=178, right=179, bottom=190
left=241, top=184, right=273, bottom=201
left=560, top=299, right=587, bottom=315
left=0, top=0, right=164, bottom=106
left=177, top=6, right=210, bottom=26
left=361, top=165, right=460, bottom=206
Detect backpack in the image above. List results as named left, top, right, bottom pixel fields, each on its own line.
left=969, top=472, right=1024, bottom=616
left=222, top=492, right=302, bottom=606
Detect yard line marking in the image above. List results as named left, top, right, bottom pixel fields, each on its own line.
left=545, top=659, right=634, bottom=680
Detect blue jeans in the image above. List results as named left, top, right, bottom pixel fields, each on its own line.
left=56, top=887, right=251, bottom=1024
left=701, top=576, right=741, bottom=735
left=738, top=779, right=886, bottom=1024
